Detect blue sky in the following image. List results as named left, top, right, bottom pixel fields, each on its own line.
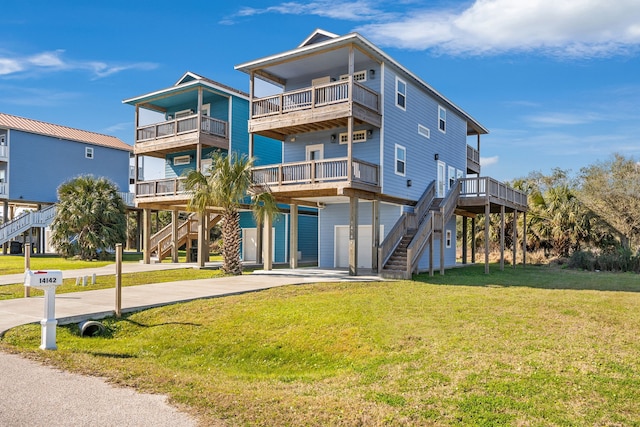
left=2, top=0, right=639, bottom=182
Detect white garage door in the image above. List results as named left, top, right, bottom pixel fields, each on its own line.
left=242, top=228, right=275, bottom=262
left=335, top=225, right=383, bottom=269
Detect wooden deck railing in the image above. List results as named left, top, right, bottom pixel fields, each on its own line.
left=459, top=177, right=528, bottom=208
left=252, top=78, right=380, bottom=118
left=136, top=114, right=228, bottom=142
left=136, top=177, right=187, bottom=198
left=251, top=157, right=379, bottom=187
left=0, top=145, right=7, bottom=158
left=467, top=145, right=480, bottom=170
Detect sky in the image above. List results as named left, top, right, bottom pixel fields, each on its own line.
left=2, top=0, right=639, bottom=182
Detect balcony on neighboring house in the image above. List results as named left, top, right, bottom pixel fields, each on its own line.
left=0, top=145, right=7, bottom=161
left=134, top=114, right=229, bottom=158
left=135, top=177, right=189, bottom=204
left=251, top=157, right=379, bottom=199
left=467, top=144, right=480, bottom=175
left=0, top=183, right=7, bottom=198
left=249, top=78, right=382, bottom=140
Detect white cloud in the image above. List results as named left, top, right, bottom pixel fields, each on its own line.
left=354, top=0, right=640, bottom=57
left=0, top=50, right=158, bottom=79
left=481, top=155, right=499, bottom=167
left=525, top=112, right=606, bottom=126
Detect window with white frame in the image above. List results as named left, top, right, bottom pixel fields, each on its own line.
left=339, top=70, right=367, bottom=82
left=173, top=155, right=191, bottom=166
left=446, top=230, right=452, bottom=248
left=338, top=130, right=367, bottom=144
left=395, top=144, right=406, bottom=176
left=438, top=106, right=447, bottom=133
left=448, top=165, right=456, bottom=189
left=396, top=77, right=406, bottom=110
left=418, top=124, right=430, bottom=139
left=85, top=147, right=94, bottom=159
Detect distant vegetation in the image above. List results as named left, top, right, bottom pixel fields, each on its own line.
left=463, top=153, right=640, bottom=272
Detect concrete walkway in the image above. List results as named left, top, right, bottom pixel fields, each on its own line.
left=0, top=266, right=381, bottom=426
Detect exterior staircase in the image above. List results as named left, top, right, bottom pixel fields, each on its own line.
left=149, top=212, right=221, bottom=262
left=0, top=205, right=56, bottom=246
left=379, top=180, right=461, bottom=279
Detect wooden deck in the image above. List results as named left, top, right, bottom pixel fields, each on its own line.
left=249, top=79, right=382, bottom=140
left=457, top=177, right=528, bottom=213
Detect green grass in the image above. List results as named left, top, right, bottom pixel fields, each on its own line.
left=3, top=264, right=640, bottom=426
left=0, top=268, right=226, bottom=300
left=0, top=252, right=143, bottom=275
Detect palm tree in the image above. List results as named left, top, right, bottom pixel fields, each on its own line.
left=184, top=151, right=278, bottom=275
left=51, top=175, right=126, bottom=260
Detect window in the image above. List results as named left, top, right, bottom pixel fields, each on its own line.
left=438, top=106, right=447, bottom=133
left=175, top=109, right=193, bottom=119
left=396, top=77, right=406, bottom=110
left=395, top=144, right=406, bottom=176
left=0, top=135, right=5, bottom=145
left=338, top=130, right=368, bottom=144
left=305, top=144, right=324, bottom=161
left=173, top=155, right=191, bottom=166
left=85, top=147, right=94, bottom=159
left=448, top=166, right=456, bottom=190
left=446, top=230, right=452, bottom=248
left=339, top=70, right=367, bottom=82
left=418, top=124, right=430, bottom=139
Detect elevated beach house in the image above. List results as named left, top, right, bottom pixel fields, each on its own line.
left=0, top=112, right=132, bottom=254
left=236, top=29, right=528, bottom=277
left=123, top=72, right=318, bottom=267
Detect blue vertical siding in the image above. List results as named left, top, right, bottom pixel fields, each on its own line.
left=297, top=213, right=318, bottom=262
left=9, top=130, right=130, bottom=203
left=239, top=211, right=287, bottom=263
left=318, top=201, right=402, bottom=268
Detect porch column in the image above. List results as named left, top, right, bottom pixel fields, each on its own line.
left=2, top=200, right=7, bottom=254
left=196, top=88, right=203, bottom=172
left=522, top=212, right=527, bottom=267
left=347, top=45, right=355, bottom=185
left=263, top=212, right=273, bottom=270
left=512, top=210, right=518, bottom=269
left=143, top=208, right=151, bottom=264
left=462, top=216, right=468, bottom=264
left=349, top=196, right=358, bottom=276
left=197, top=211, right=206, bottom=268
left=484, top=203, right=490, bottom=274
left=171, top=209, right=179, bottom=263
left=249, top=72, right=255, bottom=158
left=440, top=213, right=446, bottom=276
left=471, top=217, right=476, bottom=263
left=136, top=210, right=142, bottom=252
left=429, top=232, right=434, bottom=277
left=500, top=205, right=505, bottom=271
left=256, top=216, right=263, bottom=265
left=372, top=200, right=380, bottom=272
left=289, top=203, right=298, bottom=269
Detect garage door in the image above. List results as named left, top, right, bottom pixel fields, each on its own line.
left=335, top=225, right=382, bottom=269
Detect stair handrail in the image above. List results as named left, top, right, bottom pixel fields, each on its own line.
left=378, top=180, right=437, bottom=272
left=438, top=180, right=461, bottom=226
left=0, top=204, right=57, bottom=245
left=406, top=212, right=434, bottom=277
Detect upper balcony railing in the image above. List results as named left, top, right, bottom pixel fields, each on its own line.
left=0, top=183, right=6, bottom=197
left=459, top=177, right=528, bottom=209
left=136, top=177, right=187, bottom=198
left=467, top=145, right=480, bottom=172
left=251, top=157, right=379, bottom=188
left=135, top=114, right=227, bottom=143
left=251, top=79, right=380, bottom=119
left=0, top=145, right=7, bottom=159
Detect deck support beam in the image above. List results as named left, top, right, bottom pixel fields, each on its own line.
left=462, top=216, right=468, bottom=264
left=349, top=196, right=358, bottom=276
left=522, top=212, right=527, bottom=267
left=289, top=203, right=298, bottom=269
left=143, top=208, right=151, bottom=264
left=500, top=205, right=505, bottom=271
left=471, top=217, right=476, bottom=263
left=171, top=209, right=179, bottom=263
left=197, top=211, right=206, bottom=268
left=372, top=200, right=379, bottom=271
left=512, top=210, right=518, bottom=269
left=484, top=203, right=490, bottom=274
left=263, top=212, right=273, bottom=271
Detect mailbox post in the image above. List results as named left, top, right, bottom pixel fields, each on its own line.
left=24, top=269, right=63, bottom=350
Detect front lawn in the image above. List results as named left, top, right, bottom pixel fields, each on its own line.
left=2, top=264, right=640, bottom=426
left=0, top=252, right=143, bottom=275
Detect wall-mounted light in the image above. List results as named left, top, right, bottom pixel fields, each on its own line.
left=407, top=179, right=412, bottom=187
left=434, top=153, right=439, bottom=161
left=330, top=134, right=337, bottom=143
left=369, top=69, right=375, bottom=79
left=366, top=129, right=373, bottom=138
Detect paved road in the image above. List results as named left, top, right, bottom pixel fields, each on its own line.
left=0, top=266, right=381, bottom=426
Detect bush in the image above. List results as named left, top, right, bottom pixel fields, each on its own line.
left=570, top=248, right=640, bottom=273
left=568, top=250, right=597, bottom=271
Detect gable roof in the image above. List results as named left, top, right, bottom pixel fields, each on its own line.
left=236, top=30, right=488, bottom=135
left=0, top=112, right=132, bottom=152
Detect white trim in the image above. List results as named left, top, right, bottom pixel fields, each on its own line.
left=305, top=144, right=324, bottom=161
left=122, top=78, right=250, bottom=105
left=438, top=105, right=447, bottom=133
left=448, top=165, right=456, bottom=190
left=242, top=227, right=275, bottom=262
left=418, top=124, right=430, bottom=139
left=379, top=63, right=385, bottom=192
left=338, top=130, right=367, bottom=144
left=437, top=160, right=446, bottom=197
left=173, top=155, right=191, bottom=166
left=394, top=144, right=406, bottom=176
left=228, top=99, right=233, bottom=153
left=85, top=147, right=94, bottom=159
left=395, top=76, right=406, bottom=110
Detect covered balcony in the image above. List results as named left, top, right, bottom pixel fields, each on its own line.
left=251, top=157, right=380, bottom=199
left=250, top=78, right=381, bottom=140
left=467, top=144, right=480, bottom=175
left=134, top=114, right=228, bottom=157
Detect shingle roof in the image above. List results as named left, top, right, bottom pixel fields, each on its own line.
left=0, top=112, right=132, bottom=152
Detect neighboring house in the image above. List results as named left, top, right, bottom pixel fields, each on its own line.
left=236, top=29, right=528, bottom=277
left=0, top=112, right=132, bottom=253
left=123, top=72, right=318, bottom=266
